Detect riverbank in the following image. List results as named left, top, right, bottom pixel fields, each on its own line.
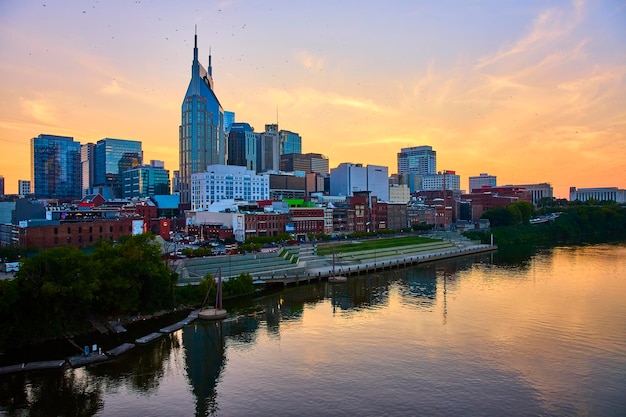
left=0, top=238, right=495, bottom=371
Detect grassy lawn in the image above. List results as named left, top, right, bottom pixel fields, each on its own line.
left=316, top=235, right=441, bottom=256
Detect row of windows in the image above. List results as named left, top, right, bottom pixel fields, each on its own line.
left=53, top=225, right=132, bottom=234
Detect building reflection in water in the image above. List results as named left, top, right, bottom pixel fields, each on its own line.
left=183, top=321, right=225, bottom=417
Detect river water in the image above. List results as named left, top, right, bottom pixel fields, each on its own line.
left=1, top=243, right=625, bottom=416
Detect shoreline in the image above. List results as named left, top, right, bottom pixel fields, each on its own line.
left=0, top=240, right=496, bottom=374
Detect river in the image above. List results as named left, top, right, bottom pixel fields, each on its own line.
left=1, top=243, right=625, bottom=416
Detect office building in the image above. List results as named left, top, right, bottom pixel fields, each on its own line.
left=93, top=138, right=142, bottom=199
left=421, top=171, right=461, bottom=191
left=258, top=124, right=280, bottom=172
left=279, top=129, right=302, bottom=155
left=31, top=134, right=82, bottom=199
left=227, top=122, right=257, bottom=171
left=18, top=180, right=31, bottom=196
left=330, top=163, right=389, bottom=201
left=122, top=160, right=170, bottom=198
left=280, top=153, right=329, bottom=174
left=397, top=145, right=436, bottom=175
left=179, top=33, right=225, bottom=205
left=469, top=173, right=497, bottom=192
left=0, top=175, right=3, bottom=196
left=224, top=111, right=235, bottom=134
left=190, top=164, right=269, bottom=211
left=81, top=143, right=95, bottom=196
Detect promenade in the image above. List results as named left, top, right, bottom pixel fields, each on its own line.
left=176, top=234, right=496, bottom=287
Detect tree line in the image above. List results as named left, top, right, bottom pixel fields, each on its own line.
left=464, top=201, right=626, bottom=245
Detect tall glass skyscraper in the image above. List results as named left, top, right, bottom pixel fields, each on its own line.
left=94, top=138, right=142, bottom=198
left=179, top=32, right=225, bottom=205
left=227, top=122, right=257, bottom=172
left=31, top=134, right=82, bottom=199
left=397, top=145, right=436, bottom=175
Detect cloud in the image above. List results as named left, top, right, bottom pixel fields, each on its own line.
left=100, top=79, right=122, bottom=95
left=475, top=1, right=585, bottom=70
left=295, top=50, right=325, bottom=71
left=20, top=98, right=57, bottom=124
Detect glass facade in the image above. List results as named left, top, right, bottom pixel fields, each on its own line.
left=227, top=122, right=257, bottom=172
left=279, top=130, right=302, bottom=155
left=122, top=164, right=170, bottom=198
left=397, top=146, right=436, bottom=175
left=179, top=33, right=225, bottom=204
left=94, top=138, right=142, bottom=198
left=31, top=134, right=82, bottom=199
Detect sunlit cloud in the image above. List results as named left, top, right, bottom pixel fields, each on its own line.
left=20, top=98, right=57, bottom=124
left=295, top=50, right=325, bottom=71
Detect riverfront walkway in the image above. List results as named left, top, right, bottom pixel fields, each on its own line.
left=175, top=234, right=496, bottom=287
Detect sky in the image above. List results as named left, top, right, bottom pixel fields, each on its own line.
left=0, top=0, right=625, bottom=198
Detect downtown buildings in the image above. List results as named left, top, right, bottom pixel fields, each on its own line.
left=179, top=33, right=225, bottom=205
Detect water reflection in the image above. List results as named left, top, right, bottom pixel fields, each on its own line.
left=0, top=369, right=101, bottom=417
left=183, top=322, right=225, bottom=416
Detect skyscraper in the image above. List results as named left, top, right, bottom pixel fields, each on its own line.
left=397, top=145, right=436, bottom=175
left=31, top=134, right=82, bottom=199
left=93, top=138, right=142, bottom=199
left=179, top=32, right=225, bottom=205
left=258, top=124, right=280, bottom=173
left=279, top=129, right=302, bottom=155
left=227, top=122, right=257, bottom=172
left=81, top=143, right=95, bottom=196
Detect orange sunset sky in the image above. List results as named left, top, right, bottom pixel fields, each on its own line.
left=1, top=0, right=624, bottom=198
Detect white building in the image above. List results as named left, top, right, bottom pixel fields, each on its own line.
left=389, top=184, right=411, bottom=203
left=191, top=164, right=269, bottom=211
left=421, top=171, right=461, bottom=191
left=569, top=187, right=626, bottom=203
left=330, top=163, right=389, bottom=201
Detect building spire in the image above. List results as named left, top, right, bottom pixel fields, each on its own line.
left=208, top=46, right=213, bottom=77
left=193, top=25, right=198, bottom=62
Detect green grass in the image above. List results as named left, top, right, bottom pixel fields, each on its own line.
left=316, top=236, right=440, bottom=256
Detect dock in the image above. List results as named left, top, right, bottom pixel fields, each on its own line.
left=106, top=343, right=135, bottom=357
left=135, top=332, right=163, bottom=345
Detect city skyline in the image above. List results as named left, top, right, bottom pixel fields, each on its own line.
left=1, top=1, right=624, bottom=198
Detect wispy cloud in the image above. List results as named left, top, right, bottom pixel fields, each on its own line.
left=475, top=0, right=586, bottom=70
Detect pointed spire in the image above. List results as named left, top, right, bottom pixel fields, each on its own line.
left=208, top=45, right=213, bottom=77
left=193, top=26, right=198, bottom=62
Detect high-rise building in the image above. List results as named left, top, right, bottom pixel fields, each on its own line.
left=227, top=122, right=257, bottom=171
left=330, top=163, right=389, bottom=201
left=93, top=138, right=142, bottom=199
left=469, top=173, right=497, bottom=192
left=397, top=145, right=436, bottom=175
left=279, top=129, right=302, bottom=155
left=31, top=134, right=82, bottom=199
left=122, top=160, right=170, bottom=198
left=81, top=143, right=95, bottom=196
left=224, top=111, right=235, bottom=134
left=258, top=124, right=280, bottom=172
left=18, top=180, right=31, bottom=196
left=0, top=175, right=4, bottom=196
left=179, top=32, right=225, bottom=205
